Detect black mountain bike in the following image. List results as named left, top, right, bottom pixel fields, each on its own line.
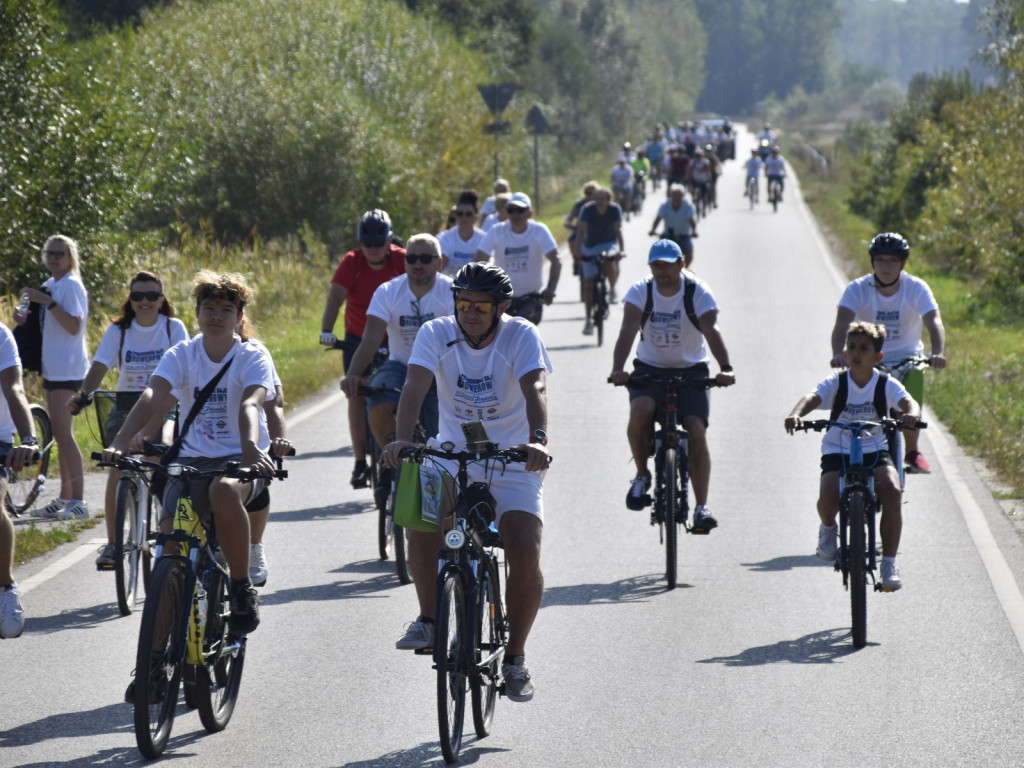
left=613, top=373, right=722, bottom=589
left=399, top=439, right=540, bottom=764
left=97, top=451, right=289, bottom=758
left=796, top=417, right=924, bottom=647
left=768, top=176, right=783, bottom=212
left=584, top=249, right=619, bottom=347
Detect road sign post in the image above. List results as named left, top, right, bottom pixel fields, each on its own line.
left=478, top=83, right=517, bottom=181
left=525, top=104, right=552, bottom=214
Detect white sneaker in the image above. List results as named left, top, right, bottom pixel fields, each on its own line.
left=582, top=321, right=593, bottom=336
left=57, top=500, right=90, bottom=520
left=396, top=619, right=434, bottom=650
left=33, top=498, right=67, bottom=519
left=880, top=559, right=903, bottom=591
left=816, top=523, right=838, bottom=562
left=692, top=505, right=718, bottom=532
left=609, top=287, right=618, bottom=303
left=249, top=543, right=268, bottom=587
left=0, top=584, right=25, bottom=638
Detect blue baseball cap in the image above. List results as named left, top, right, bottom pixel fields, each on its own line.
left=648, top=239, right=683, bottom=264
left=507, top=192, right=532, bottom=210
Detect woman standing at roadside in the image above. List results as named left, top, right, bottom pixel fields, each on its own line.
left=14, top=236, right=90, bottom=519
left=68, top=271, right=189, bottom=566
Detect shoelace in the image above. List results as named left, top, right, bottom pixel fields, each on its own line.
left=503, top=662, right=529, bottom=681
left=629, top=478, right=648, bottom=496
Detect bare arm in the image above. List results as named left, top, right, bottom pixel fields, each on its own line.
left=380, top=364, right=434, bottom=468
left=922, top=309, right=946, bottom=368
left=610, top=301, right=643, bottom=382
left=320, top=283, right=348, bottom=343
left=340, top=315, right=388, bottom=396
left=830, top=306, right=856, bottom=366
left=238, top=383, right=274, bottom=473
left=68, top=361, right=110, bottom=413
left=105, top=376, right=174, bottom=456
left=515, top=368, right=551, bottom=472
left=784, top=393, right=823, bottom=433
left=1, top=366, right=37, bottom=471
left=698, top=310, right=735, bottom=386
left=542, top=249, right=561, bottom=304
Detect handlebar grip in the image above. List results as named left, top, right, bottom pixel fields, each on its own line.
left=91, top=451, right=103, bottom=461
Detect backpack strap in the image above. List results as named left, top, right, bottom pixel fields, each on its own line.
left=829, top=370, right=890, bottom=422
left=639, top=274, right=701, bottom=341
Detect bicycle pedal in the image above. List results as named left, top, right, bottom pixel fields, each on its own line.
left=688, top=526, right=712, bottom=535
left=414, top=647, right=434, bottom=656
left=96, top=563, right=115, bottom=572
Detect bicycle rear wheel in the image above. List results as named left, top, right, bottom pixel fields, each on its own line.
left=393, top=523, right=413, bottom=584
left=133, top=556, right=187, bottom=759
left=748, top=178, right=756, bottom=209
left=471, top=559, right=501, bottom=737
left=195, top=568, right=246, bottom=732
left=5, top=404, right=52, bottom=515
left=593, top=278, right=607, bottom=347
left=846, top=490, right=868, bottom=648
left=114, top=477, right=143, bottom=615
left=436, top=573, right=467, bottom=763
left=376, top=466, right=391, bottom=560
left=663, top=447, right=678, bottom=589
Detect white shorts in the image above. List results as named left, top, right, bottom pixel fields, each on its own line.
left=430, top=455, right=545, bottom=524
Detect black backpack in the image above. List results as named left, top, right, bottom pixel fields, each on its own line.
left=639, top=275, right=700, bottom=341
left=12, top=287, right=50, bottom=373
left=829, top=371, right=889, bottom=422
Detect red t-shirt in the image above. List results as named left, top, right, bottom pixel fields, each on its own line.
left=331, top=245, right=406, bottom=337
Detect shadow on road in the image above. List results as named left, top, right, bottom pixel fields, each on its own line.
left=339, top=738, right=509, bottom=767
left=697, top=627, right=867, bottom=666
left=267, top=500, right=374, bottom=523
left=741, top=554, right=830, bottom=572
left=24, top=603, right=124, bottom=635
left=542, top=573, right=679, bottom=607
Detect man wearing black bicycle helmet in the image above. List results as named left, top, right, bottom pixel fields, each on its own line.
left=320, top=209, right=405, bottom=488
left=830, top=232, right=946, bottom=473
left=382, top=261, right=552, bottom=703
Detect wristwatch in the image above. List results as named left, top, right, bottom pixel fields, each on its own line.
left=721, top=365, right=734, bottom=373
left=531, top=429, right=548, bottom=446
left=20, top=435, right=38, bottom=447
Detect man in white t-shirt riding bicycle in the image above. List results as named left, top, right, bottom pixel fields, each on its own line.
left=381, top=263, right=552, bottom=703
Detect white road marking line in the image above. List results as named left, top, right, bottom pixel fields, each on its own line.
left=19, top=538, right=106, bottom=595
left=286, top=390, right=343, bottom=429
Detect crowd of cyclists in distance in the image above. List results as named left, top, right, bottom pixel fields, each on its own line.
left=0, top=111, right=941, bottom=735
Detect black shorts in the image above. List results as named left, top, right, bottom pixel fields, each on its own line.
left=342, top=331, right=362, bottom=376
left=628, top=361, right=711, bottom=425
left=43, top=379, right=83, bottom=391
left=820, top=451, right=893, bottom=475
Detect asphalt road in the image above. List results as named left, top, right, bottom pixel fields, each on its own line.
left=6, top=131, right=1024, bottom=768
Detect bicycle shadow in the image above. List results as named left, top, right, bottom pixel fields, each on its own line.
left=267, top=500, right=373, bottom=523
left=339, top=740, right=509, bottom=767
left=23, top=604, right=124, bottom=635
left=697, top=627, right=868, bottom=666
left=262, top=566, right=403, bottom=606
left=0, top=701, right=128, bottom=750
left=742, top=554, right=832, bottom=572
left=544, top=343, right=603, bottom=352
left=541, top=573, right=678, bottom=607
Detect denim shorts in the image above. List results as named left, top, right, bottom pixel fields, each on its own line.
left=367, top=360, right=439, bottom=437
left=580, top=242, right=619, bottom=280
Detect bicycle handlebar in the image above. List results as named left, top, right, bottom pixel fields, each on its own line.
left=608, top=375, right=721, bottom=390
left=795, top=417, right=928, bottom=434
left=398, top=444, right=531, bottom=465
left=92, top=448, right=292, bottom=480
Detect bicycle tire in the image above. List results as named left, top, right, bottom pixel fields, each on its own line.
left=748, top=178, right=756, bottom=209
left=114, top=477, right=142, bottom=616
left=195, top=567, right=246, bottom=732
left=847, top=490, right=868, bottom=648
left=593, top=278, right=606, bottom=347
left=133, top=556, right=187, bottom=759
left=436, top=573, right=467, bottom=764
left=376, top=466, right=391, bottom=561
left=663, top=446, right=678, bottom=589
left=393, top=523, right=413, bottom=584
left=471, top=559, right=501, bottom=737
left=5, top=404, right=52, bottom=515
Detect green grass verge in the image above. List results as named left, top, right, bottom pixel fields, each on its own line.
left=798, top=153, right=1024, bottom=499
left=15, top=518, right=100, bottom=565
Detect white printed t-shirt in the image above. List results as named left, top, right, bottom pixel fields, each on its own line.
left=408, top=315, right=552, bottom=449
left=41, top=272, right=89, bottom=380
left=814, top=370, right=910, bottom=455
left=437, top=227, right=486, bottom=277
left=477, top=220, right=557, bottom=296
left=367, top=274, right=454, bottom=364
left=0, top=324, right=21, bottom=442
left=623, top=274, right=717, bottom=368
left=92, top=318, right=190, bottom=391
left=152, top=334, right=275, bottom=458
left=838, top=273, right=939, bottom=360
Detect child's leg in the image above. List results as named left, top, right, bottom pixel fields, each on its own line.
left=875, top=465, right=903, bottom=557
left=817, top=471, right=840, bottom=526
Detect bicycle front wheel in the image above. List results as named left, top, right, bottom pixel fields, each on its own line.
left=846, top=490, right=868, bottom=648
left=436, top=573, right=468, bottom=763
left=471, top=559, right=502, bottom=737
left=133, top=556, right=187, bottom=759
left=393, top=523, right=413, bottom=584
left=114, top=477, right=142, bottom=616
left=376, top=467, right=391, bottom=560
left=593, top=279, right=607, bottom=347
left=5, top=404, right=52, bottom=515
left=195, top=568, right=246, bottom=732
left=663, top=447, right=678, bottom=589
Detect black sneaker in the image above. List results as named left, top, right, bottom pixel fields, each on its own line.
left=124, top=658, right=167, bottom=704
left=228, top=581, right=260, bottom=636
left=626, top=475, right=652, bottom=511
left=350, top=459, right=370, bottom=489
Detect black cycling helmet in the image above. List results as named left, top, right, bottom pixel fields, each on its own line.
left=452, top=262, right=514, bottom=302
left=357, top=209, right=392, bottom=243
left=868, top=232, right=910, bottom=261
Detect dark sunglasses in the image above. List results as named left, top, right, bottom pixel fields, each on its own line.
left=455, top=210, right=476, bottom=217
left=506, top=206, right=527, bottom=214
left=44, top=249, right=68, bottom=258
left=405, top=252, right=436, bottom=265
left=455, top=298, right=496, bottom=314
left=130, top=290, right=163, bottom=302
left=362, top=240, right=388, bottom=249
